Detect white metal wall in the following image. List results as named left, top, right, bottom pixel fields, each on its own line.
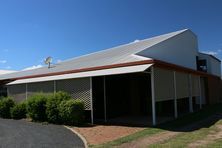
left=209, top=57, right=221, bottom=77
left=200, top=77, right=206, bottom=104
left=153, top=67, right=201, bottom=101
left=176, top=72, right=189, bottom=99
left=192, top=75, right=200, bottom=97
left=138, top=30, right=198, bottom=70
left=154, top=67, right=174, bottom=101
left=198, top=53, right=221, bottom=77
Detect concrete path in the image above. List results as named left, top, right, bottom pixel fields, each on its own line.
left=0, top=118, right=85, bottom=148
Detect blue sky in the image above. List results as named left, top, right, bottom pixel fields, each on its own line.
left=0, top=0, right=222, bottom=70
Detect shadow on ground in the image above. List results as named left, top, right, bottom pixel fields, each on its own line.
left=79, top=104, right=222, bottom=133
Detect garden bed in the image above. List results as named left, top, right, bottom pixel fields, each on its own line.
left=73, top=125, right=144, bottom=145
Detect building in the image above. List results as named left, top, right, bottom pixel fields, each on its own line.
left=0, top=29, right=221, bottom=125
left=0, top=70, right=16, bottom=97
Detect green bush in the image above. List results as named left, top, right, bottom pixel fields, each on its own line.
left=0, top=97, right=15, bottom=118
left=26, top=93, right=48, bottom=121
left=11, top=102, right=27, bottom=119
left=59, top=99, right=84, bottom=125
left=46, top=91, right=71, bottom=123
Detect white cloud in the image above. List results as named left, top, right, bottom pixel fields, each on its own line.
left=133, top=39, right=140, bottom=43
left=202, top=49, right=222, bottom=56
left=23, top=65, right=43, bottom=71
left=0, top=60, right=7, bottom=64
left=202, top=51, right=218, bottom=56
left=57, top=59, right=62, bottom=63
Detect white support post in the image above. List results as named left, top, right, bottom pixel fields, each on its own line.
left=198, top=76, right=202, bottom=109
left=25, top=83, right=28, bottom=100
left=90, top=77, right=94, bottom=124
left=103, top=76, right=107, bottom=122
left=173, top=71, right=178, bottom=118
left=189, top=74, right=193, bottom=113
left=25, top=83, right=28, bottom=112
left=54, top=80, right=56, bottom=95
left=151, top=67, right=156, bottom=126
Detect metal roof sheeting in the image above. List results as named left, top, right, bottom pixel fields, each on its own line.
left=0, top=70, right=17, bottom=75
left=0, top=29, right=187, bottom=81
left=7, top=64, right=153, bottom=85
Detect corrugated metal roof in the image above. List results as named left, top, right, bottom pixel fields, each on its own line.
left=0, top=29, right=188, bottom=81
left=0, top=70, right=17, bottom=75
left=7, top=64, right=153, bottom=85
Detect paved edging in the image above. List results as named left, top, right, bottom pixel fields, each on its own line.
left=64, top=126, right=88, bottom=148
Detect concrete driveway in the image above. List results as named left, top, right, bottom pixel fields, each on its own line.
left=0, top=118, right=85, bottom=148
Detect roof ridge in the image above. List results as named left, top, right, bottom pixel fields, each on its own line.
left=59, top=29, right=189, bottom=64
left=0, top=29, right=190, bottom=80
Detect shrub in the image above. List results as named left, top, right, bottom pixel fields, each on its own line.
left=26, top=93, right=48, bottom=121
left=46, top=91, right=71, bottom=123
left=59, top=99, right=84, bottom=125
left=0, top=97, right=15, bottom=118
left=11, top=102, right=27, bottom=119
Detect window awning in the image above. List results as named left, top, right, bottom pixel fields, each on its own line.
left=7, top=64, right=153, bottom=85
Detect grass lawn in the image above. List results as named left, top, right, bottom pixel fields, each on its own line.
left=149, top=120, right=222, bottom=147
left=91, top=104, right=222, bottom=148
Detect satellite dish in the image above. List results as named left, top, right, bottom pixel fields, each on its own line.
left=44, top=56, right=52, bottom=68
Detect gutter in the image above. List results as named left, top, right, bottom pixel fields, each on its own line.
left=0, top=59, right=220, bottom=82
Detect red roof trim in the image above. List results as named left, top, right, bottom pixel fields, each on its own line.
left=9, top=60, right=155, bottom=80
left=154, top=59, right=220, bottom=79
left=5, top=59, right=220, bottom=81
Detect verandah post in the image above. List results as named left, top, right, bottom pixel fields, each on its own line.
left=151, top=67, right=156, bottom=126
left=90, top=77, right=94, bottom=124
left=173, top=71, right=178, bottom=118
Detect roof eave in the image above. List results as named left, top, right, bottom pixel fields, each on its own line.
left=1, top=58, right=220, bottom=83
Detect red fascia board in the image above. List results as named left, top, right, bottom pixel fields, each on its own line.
left=8, top=60, right=155, bottom=81
left=154, top=59, right=220, bottom=79
left=3, top=59, right=220, bottom=81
